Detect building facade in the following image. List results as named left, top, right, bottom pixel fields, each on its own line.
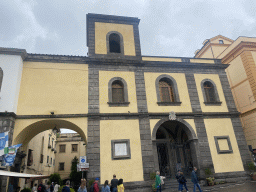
left=0, top=14, right=252, bottom=191
left=195, top=35, right=256, bottom=160
left=55, top=133, right=86, bottom=180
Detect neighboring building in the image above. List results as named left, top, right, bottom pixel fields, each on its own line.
left=0, top=14, right=252, bottom=191
left=18, top=130, right=57, bottom=188
left=55, top=133, right=86, bottom=180
left=195, top=35, right=256, bottom=156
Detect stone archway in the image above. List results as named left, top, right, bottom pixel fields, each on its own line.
left=152, top=117, right=199, bottom=178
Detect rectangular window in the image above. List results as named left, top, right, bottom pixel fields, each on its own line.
left=27, top=149, right=33, bottom=166
left=59, top=162, right=64, bottom=171
left=72, top=144, right=78, bottom=152
left=53, top=159, right=55, bottom=166
left=59, top=145, right=66, bottom=153
left=50, top=157, right=52, bottom=164
left=40, top=154, right=44, bottom=163
left=47, top=156, right=49, bottom=164
left=112, top=88, right=124, bottom=103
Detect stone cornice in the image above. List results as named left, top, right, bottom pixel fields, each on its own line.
left=16, top=111, right=240, bottom=119
left=0, top=48, right=27, bottom=60
left=221, top=42, right=256, bottom=64
left=0, top=112, right=16, bottom=118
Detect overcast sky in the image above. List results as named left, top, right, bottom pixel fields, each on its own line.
left=1, top=0, right=256, bottom=57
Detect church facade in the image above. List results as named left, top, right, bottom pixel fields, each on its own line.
left=0, top=13, right=252, bottom=191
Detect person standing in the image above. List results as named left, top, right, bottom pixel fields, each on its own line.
left=155, top=171, right=161, bottom=192
left=38, top=182, right=46, bottom=192
left=110, top=174, right=118, bottom=192
left=62, top=181, right=71, bottom=192
left=178, top=172, right=189, bottom=192
left=78, top=179, right=87, bottom=192
left=92, top=178, right=100, bottom=192
left=117, top=179, right=124, bottom=192
left=191, top=167, right=202, bottom=192
left=101, top=180, right=110, bottom=192
left=54, top=183, right=60, bottom=192
left=32, top=184, right=37, bottom=192
left=50, top=182, right=54, bottom=192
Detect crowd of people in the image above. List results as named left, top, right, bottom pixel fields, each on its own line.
left=55, top=174, right=124, bottom=192
left=155, top=167, right=203, bottom=192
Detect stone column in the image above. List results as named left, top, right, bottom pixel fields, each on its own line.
left=185, top=74, right=214, bottom=179
left=87, top=66, right=101, bottom=181
left=135, top=70, right=154, bottom=180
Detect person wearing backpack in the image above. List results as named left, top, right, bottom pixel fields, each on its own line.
left=178, top=172, right=189, bottom=192
left=90, top=178, right=99, bottom=192
left=50, top=182, right=54, bottom=192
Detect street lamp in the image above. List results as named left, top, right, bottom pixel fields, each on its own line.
left=52, top=125, right=59, bottom=134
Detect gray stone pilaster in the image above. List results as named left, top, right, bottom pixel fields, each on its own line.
left=87, top=66, right=101, bottom=180
left=185, top=74, right=214, bottom=178
left=135, top=71, right=154, bottom=180
left=0, top=115, right=16, bottom=192
left=219, top=73, right=251, bottom=170
left=133, top=24, right=142, bottom=57
left=185, top=74, right=202, bottom=113
left=218, top=73, right=237, bottom=112
left=231, top=117, right=251, bottom=170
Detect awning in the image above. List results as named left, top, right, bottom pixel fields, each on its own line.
left=0, top=170, right=49, bottom=179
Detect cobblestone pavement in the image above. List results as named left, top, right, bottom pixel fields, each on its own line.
left=162, top=181, right=256, bottom=192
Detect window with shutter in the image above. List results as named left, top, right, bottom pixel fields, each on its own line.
left=112, top=81, right=124, bottom=103
left=159, top=80, right=174, bottom=102
left=204, top=81, right=216, bottom=102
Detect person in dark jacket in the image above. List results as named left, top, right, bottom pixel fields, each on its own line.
left=191, top=167, right=202, bottom=192
left=38, top=182, right=46, bottom=192
left=62, top=181, right=71, bottom=192
left=110, top=174, right=118, bottom=192
left=177, top=172, right=188, bottom=192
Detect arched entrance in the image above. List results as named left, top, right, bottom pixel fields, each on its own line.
left=152, top=118, right=198, bottom=178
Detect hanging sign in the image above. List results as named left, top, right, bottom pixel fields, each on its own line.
left=80, top=156, right=86, bottom=164
left=2, top=144, right=22, bottom=166
left=0, top=131, right=9, bottom=157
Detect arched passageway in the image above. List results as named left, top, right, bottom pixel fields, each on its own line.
left=152, top=118, right=198, bottom=178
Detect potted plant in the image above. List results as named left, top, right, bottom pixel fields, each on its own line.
left=206, top=177, right=215, bottom=186
left=205, top=168, right=214, bottom=186
left=150, top=172, right=156, bottom=192
left=248, top=162, right=256, bottom=180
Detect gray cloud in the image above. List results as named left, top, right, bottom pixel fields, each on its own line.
left=1, top=0, right=256, bottom=57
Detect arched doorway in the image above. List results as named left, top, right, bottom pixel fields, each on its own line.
left=152, top=118, right=198, bottom=178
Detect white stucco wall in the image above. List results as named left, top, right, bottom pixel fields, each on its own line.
left=0, top=54, right=23, bottom=113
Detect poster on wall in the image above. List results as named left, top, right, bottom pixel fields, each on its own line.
left=2, top=144, right=22, bottom=166
left=0, top=131, right=9, bottom=158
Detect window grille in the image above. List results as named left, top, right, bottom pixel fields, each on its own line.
left=59, top=145, right=66, bottom=153
left=72, top=144, right=78, bottom=152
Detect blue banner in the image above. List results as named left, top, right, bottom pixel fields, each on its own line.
left=2, top=144, right=22, bottom=166
left=0, top=131, right=8, bottom=157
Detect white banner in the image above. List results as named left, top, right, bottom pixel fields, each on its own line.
left=0, top=131, right=9, bottom=157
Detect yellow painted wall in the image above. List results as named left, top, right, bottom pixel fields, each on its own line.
left=95, top=22, right=135, bottom=56
left=100, top=120, right=143, bottom=184
left=144, top=72, right=192, bottom=113
left=241, top=113, right=256, bottom=148
left=226, top=56, right=247, bottom=87
left=17, top=62, right=88, bottom=115
left=232, top=81, right=256, bottom=113
left=251, top=51, right=256, bottom=67
left=190, top=59, right=215, bottom=64
left=196, top=47, right=214, bottom=59
left=204, top=118, right=244, bottom=173
left=211, top=45, right=229, bottom=58
left=211, top=39, right=233, bottom=45
left=13, top=118, right=87, bottom=146
left=194, top=74, right=228, bottom=112
left=99, top=71, right=138, bottom=113
left=149, top=119, right=197, bottom=138
left=142, top=57, right=181, bottom=62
